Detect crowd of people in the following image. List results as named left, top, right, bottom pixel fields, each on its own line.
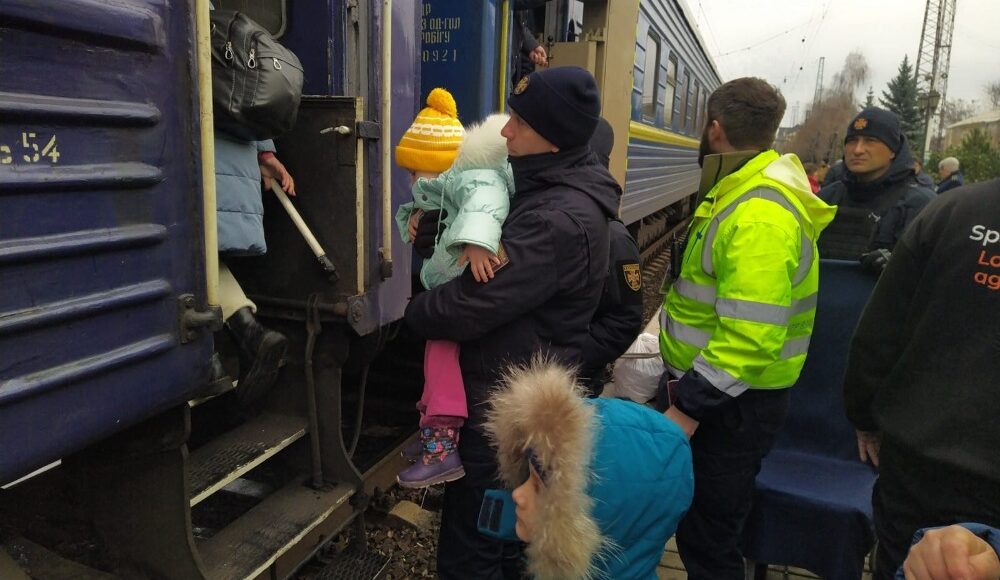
left=223, top=50, right=997, bottom=580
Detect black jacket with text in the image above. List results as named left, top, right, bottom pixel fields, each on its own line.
left=844, top=178, right=1000, bottom=482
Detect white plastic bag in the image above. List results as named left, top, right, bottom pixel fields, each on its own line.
left=610, top=332, right=664, bottom=403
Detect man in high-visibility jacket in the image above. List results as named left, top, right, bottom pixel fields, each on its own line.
left=658, top=77, right=837, bottom=580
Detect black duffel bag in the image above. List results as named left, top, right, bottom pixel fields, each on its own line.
left=210, top=10, right=303, bottom=140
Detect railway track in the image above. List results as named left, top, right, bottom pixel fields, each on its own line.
left=639, top=217, right=689, bottom=326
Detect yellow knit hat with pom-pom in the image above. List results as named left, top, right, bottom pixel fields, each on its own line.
left=395, top=88, right=465, bottom=173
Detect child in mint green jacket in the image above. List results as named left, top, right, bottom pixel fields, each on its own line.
left=394, top=88, right=513, bottom=487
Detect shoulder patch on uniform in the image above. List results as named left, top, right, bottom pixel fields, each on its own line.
left=513, top=75, right=530, bottom=95
left=622, top=262, right=641, bottom=291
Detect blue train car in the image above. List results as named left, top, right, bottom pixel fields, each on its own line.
left=625, top=0, right=721, bottom=224
left=0, top=0, right=212, bottom=488
left=1, top=1, right=424, bottom=578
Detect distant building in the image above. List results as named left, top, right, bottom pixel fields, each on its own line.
left=943, top=109, right=1000, bottom=149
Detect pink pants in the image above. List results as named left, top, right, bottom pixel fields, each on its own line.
left=418, top=339, right=468, bottom=428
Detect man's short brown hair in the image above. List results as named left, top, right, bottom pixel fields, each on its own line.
left=706, top=77, right=786, bottom=150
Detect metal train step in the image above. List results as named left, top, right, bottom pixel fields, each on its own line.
left=198, top=478, right=355, bottom=580
left=187, top=413, right=307, bottom=506
left=313, top=550, right=390, bottom=580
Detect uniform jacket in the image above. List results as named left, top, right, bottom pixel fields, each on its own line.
left=215, top=133, right=275, bottom=255
left=580, top=219, right=643, bottom=388
left=395, top=114, right=514, bottom=289
left=404, top=145, right=619, bottom=426
left=484, top=359, right=693, bottom=580
left=936, top=171, right=964, bottom=194
left=660, top=150, right=836, bottom=420
left=818, top=141, right=935, bottom=256
left=844, top=179, right=1000, bottom=482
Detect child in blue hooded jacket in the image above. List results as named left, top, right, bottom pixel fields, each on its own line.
left=394, top=88, right=514, bottom=487
left=484, top=358, right=694, bottom=579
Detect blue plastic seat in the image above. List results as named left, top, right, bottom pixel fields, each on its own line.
left=742, top=260, right=878, bottom=580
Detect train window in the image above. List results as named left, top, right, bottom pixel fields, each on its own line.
left=641, top=33, right=661, bottom=123
left=214, top=0, right=288, bottom=38
left=664, top=54, right=677, bottom=126
left=679, top=70, right=690, bottom=133
left=692, top=83, right=702, bottom=132
left=687, top=76, right=697, bottom=133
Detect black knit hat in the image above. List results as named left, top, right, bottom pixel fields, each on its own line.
left=845, top=107, right=902, bottom=153
left=507, top=66, right=601, bottom=150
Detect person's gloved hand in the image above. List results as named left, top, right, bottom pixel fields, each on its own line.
left=413, top=209, right=446, bottom=259
left=860, top=248, right=891, bottom=274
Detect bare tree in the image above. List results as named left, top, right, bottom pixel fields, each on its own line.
left=986, top=81, right=1000, bottom=109
left=784, top=51, right=870, bottom=163
left=941, top=98, right=979, bottom=127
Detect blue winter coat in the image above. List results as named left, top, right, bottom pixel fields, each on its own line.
left=587, top=398, right=693, bottom=579
left=485, top=360, right=693, bottom=580
left=215, top=133, right=275, bottom=255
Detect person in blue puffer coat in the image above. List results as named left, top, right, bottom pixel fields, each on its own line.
left=213, top=131, right=295, bottom=406
left=393, top=89, right=515, bottom=489
left=484, top=358, right=694, bottom=580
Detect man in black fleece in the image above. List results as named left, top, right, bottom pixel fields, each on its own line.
left=843, top=178, right=1000, bottom=579
left=818, top=108, right=935, bottom=273
left=405, top=66, right=619, bottom=579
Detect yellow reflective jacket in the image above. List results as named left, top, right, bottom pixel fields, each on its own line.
left=659, top=150, right=837, bottom=394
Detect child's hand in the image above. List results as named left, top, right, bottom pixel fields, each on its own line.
left=458, top=244, right=501, bottom=283
left=407, top=208, right=425, bottom=241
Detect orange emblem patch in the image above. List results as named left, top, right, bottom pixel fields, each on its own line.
left=513, top=75, right=530, bottom=95
left=853, top=117, right=869, bottom=131
left=623, top=263, right=641, bottom=291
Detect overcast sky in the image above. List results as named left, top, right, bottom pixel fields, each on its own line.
left=688, top=0, right=1000, bottom=127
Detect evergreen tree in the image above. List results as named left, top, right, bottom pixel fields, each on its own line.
left=863, top=86, right=875, bottom=109
left=879, top=55, right=923, bottom=151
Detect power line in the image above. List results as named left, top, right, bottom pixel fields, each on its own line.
left=714, top=17, right=815, bottom=58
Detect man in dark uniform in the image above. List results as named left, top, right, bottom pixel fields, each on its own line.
left=405, top=66, right=619, bottom=579
left=843, top=178, right=1000, bottom=579
left=579, top=118, right=644, bottom=395
left=818, top=108, right=935, bottom=273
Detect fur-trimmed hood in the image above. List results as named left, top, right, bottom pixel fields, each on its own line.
left=484, top=358, right=603, bottom=580
left=484, top=358, right=695, bottom=580
left=451, top=113, right=510, bottom=172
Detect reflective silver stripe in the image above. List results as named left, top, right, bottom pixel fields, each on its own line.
left=661, top=308, right=710, bottom=349
left=780, top=336, right=811, bottom=358
left=701, top=187, right=813, bottom=286
left=673, top=278, right=717, bottom=303
left=790, top=293, right=818, bottom=316
left=716, top=298, right=791, bottom=325
left=693, top=354, right=750, bottom=397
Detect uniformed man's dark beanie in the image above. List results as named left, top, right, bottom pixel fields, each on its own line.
left=845, top=107, right=903, bottom=153
left=507, top=66, right=601, bottom=150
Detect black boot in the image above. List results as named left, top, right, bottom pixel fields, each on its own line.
left=225, top=307, right=287, bottom=406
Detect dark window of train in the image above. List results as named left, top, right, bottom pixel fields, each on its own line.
left=690, top=83, right=700, bottom=134
left=642, top=33, right=661, bottom=123
left=679, top=70, right=690, bottom=133
left=664, top=54, right=677, bottom=126
left=687, top=74, right=698, bottom=133
left=214, top=0, right=288, bottom=37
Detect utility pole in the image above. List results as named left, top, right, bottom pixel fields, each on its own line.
left=812, top=57, right=825, bottom=109
left=915, top=0, right=958, bottom=161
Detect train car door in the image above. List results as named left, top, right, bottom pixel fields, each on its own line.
left=0, top=1, right=214, bottom=485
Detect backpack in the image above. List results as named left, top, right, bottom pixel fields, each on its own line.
left=210, top=10, right=303, bottom=140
